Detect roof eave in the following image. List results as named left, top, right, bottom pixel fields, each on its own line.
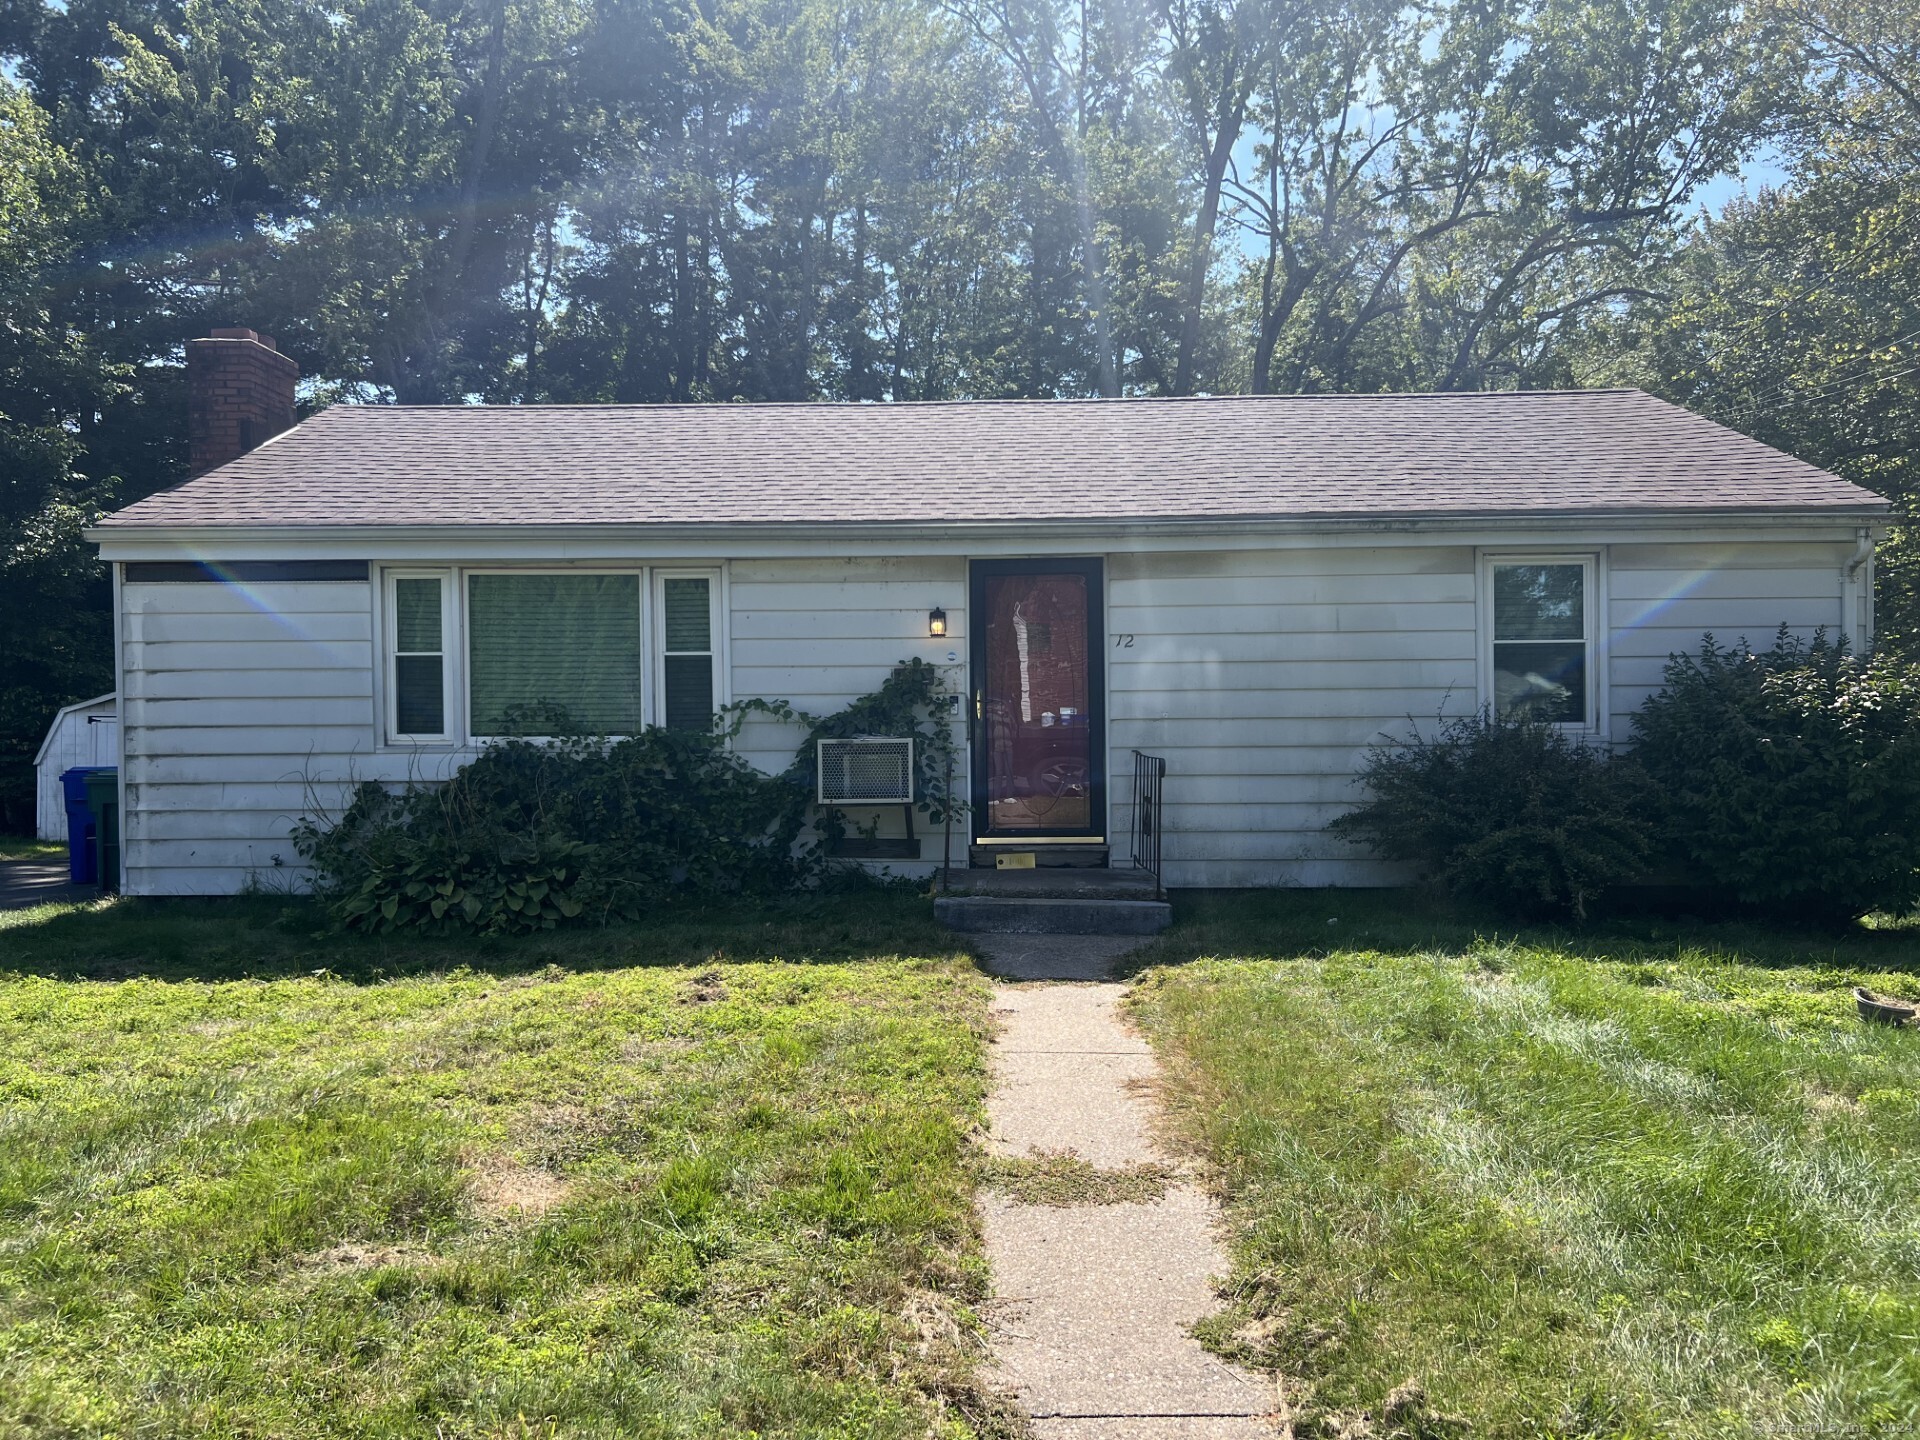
left=87, top=504, right=1892, bottom=550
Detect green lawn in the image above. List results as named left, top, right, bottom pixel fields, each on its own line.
left=1128, top=892, right=1920, bottom=1440
left=0, top=838, right=63, bottom=863
left=13, top=885, right=1920, bottom=1439
left=0, top=893, right=1004, bottom=1439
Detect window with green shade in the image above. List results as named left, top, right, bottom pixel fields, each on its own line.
left=660, top=576, right=715, bottom=731
left=390, top=575, right=445, bottom=738
left=468, top=573, right=642, bottom=736
left=1491, top=561, right=1591, bottom=725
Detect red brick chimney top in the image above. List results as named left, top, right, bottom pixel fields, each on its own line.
left=187, top=327, right=298, bottom=478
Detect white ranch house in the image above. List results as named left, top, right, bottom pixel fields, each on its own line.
left=87, top=332, right=1889, bottom=896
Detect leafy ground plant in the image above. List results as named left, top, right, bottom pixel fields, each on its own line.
left=1329, top=709, right=1653, bottom=921
left=294, top=659, right=962, bottom=937
left=1632, top=630, right=1920, bottom=921
left=1127, top=890, right=1920, bottom=1440
left=0, top=892, right=1005, bottom=1439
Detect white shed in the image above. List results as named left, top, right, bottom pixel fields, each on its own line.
left=34, top=693, right=118, bottom=840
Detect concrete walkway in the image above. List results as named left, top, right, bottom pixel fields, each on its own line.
left=975, top=936, right=1279, bottom=1438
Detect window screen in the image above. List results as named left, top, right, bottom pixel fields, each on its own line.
left=661, top=577, right=715, bottom=731
left=392, top=576, right=444, bottom=737
left=1491, top=563, right=1588, bottom=724
left=468, top=573, right=642, bottom=735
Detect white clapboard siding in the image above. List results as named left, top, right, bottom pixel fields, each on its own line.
left=1119, top=539, right=1855, bottom=887
left=115, top=535, right=1862, bottom=894
left=1113, top=602, right=1479, bottom=636
left=1104, top=573, right=1473, bottom=608
left=1111, top=546, right=1478, bottom=579
left=1112, top=658, right=1475, bottom=691
left=123, top=696, right=376, bottom=728
left=1119, top=718, right=1440, bottom=748
left=126, top=609, right=372, bottom=644
left=1119, top=687, right=1467, bottom=721
left=136, top=808, right=331, bottom=841
left=125, top=581, right=375, bottom=614
left=129, top=639, right=371, bottom=671
left=1605, top=540, right=1848, bottom=735
left=125, top=668, right=375, bottom=701
left=725, top=557, right=965, bottom=870
left=1109, top=546, right=1479, bottom=888
left=1111, top=629, right=1477, bottom=663
left=732, top=609, right=950, bottom=641
left=119, top=578, right=381, bottom=895
left=132, top=724, right=382, bottom=758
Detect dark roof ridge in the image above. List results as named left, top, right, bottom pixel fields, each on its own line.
left=311, top=388, right=1651, bottom=413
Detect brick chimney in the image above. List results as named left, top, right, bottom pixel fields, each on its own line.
left=187, top=327, right=298, bottom=477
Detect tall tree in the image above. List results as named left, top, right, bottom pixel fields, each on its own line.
left=1157, top=0, right=1263, bottom=393
left=1621, top=0, right=1920, bottom=650
left=0, top=80, right=118, bottom=830
left=1225, top=0, right=1768, bottom=395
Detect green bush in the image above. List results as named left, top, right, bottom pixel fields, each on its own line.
left=294, top=725, right=813, bottom=934
left=1631, top=630, right=1920, bottom=921
left=292, top=660, right=962, bottom=934
left=1329, top=710, right=1654, bottom=920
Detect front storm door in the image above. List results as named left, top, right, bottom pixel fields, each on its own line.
left=970, top=558, right=1105, bottom=841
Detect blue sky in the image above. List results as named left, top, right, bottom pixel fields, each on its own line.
left=1687, top=148, right=1791, bottom=214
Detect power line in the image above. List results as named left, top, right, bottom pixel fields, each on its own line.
left=1715, top=327, right=1920, bottom=424
left=1721, top=362, right=1920, bottom=429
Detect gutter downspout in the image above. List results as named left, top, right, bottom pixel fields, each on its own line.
left=1842, top=527, right=1874, bottom=652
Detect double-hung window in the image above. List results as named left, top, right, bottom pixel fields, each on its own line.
left=387, top=572, right=452, bottom=741
left=657, top=573, right=718, bottom=731
left=1484, top=555, right=1598, bottom=728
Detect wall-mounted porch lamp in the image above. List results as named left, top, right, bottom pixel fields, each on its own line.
left=928, top=607, right=948, bottom=638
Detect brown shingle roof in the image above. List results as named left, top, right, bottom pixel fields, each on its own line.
left=98, top=390, right=1887, bottom=530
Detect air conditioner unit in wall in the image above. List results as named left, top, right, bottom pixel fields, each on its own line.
left=817, top=737, right=914, bottom=805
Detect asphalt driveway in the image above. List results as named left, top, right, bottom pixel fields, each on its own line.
left=0, top=859, right=89, bottom=910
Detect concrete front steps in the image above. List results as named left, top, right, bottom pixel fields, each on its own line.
left=934, top=865, right=1172, bottom=935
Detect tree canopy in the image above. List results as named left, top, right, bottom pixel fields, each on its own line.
left=0, top=0, right=1914, bottom=827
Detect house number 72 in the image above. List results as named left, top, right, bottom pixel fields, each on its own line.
left=1113, top=634, right=1135, bottom=648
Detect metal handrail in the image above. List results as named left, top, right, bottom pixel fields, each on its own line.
left=1130, top=749, right=1167, bottom=901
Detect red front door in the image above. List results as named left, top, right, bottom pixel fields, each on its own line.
left=970, top=558, right=1105, bottom=841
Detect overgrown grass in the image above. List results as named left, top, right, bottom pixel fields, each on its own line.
left=971, top=1152, right=1176, bottom=1207
left=0, top=892, right=1005, bottom=1438
left=0, top=838, right=62, bottom=863
left=1129, top=890, right=1920, bottom=1440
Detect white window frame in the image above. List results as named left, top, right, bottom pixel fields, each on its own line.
left=652, top=567, right=729, bottom=730
left=383, top=569, right=456, bottom=745
left=1478, top=551, right=1606, bottom=735
left=461, top=567, right=650, bottom=743
left=377, top=563, right=733, bottom=748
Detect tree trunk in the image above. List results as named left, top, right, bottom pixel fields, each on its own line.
left=1251, top=253, right=1312, bottom=394
left=1172, top=95, right=1245, bottom=394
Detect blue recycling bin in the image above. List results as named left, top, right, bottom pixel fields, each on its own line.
left=61, top=766, right=114, bottom=886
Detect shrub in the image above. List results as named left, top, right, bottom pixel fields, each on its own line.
left=295, top=725, right=813, bottom=934
left=1329, top=710, right=1654, bottom=920
left=1630, top=630, right=1920, bottom=921
left=292, top=660, right=962, bottom=934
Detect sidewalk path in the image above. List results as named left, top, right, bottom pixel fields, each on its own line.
left=975, top=936, right=1279, bottom=1438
